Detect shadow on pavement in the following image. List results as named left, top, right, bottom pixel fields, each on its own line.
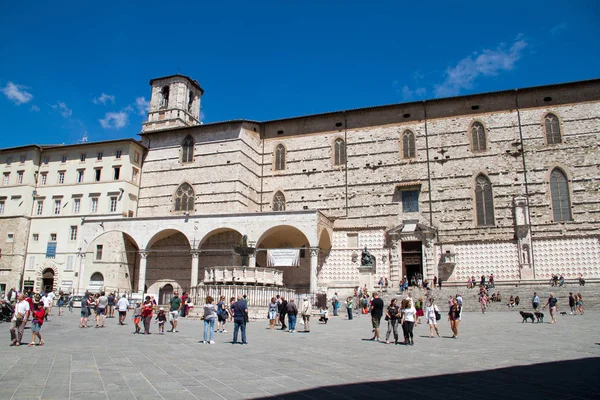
left=253, top=357, right=600, bottom=399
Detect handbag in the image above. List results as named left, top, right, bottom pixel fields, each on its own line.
left=434, top=310, right=441, bottom=321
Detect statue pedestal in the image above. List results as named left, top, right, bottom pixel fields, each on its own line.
left=357, top=266, right=374, bottom=291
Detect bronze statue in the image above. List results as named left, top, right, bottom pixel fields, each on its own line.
left=361, top=246, right=374, bottom=266
left=234, top=235, right=255, bottom=267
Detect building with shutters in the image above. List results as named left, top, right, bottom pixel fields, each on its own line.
left=1, top=74, right=599, bottom=299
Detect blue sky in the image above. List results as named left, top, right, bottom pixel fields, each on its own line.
left=1, top=1, right=599, bottom=148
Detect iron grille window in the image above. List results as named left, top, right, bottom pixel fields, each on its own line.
left=475, top=175, right=494, bottom=226
left=550, top=168, right=572, bottom=222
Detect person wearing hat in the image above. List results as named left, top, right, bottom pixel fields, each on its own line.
left=155, top=307, right=167, bottom=334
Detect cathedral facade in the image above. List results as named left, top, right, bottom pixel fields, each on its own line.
left=1, top=74, right=599, bottom=299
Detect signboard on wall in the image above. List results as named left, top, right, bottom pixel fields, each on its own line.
left=46, top=242, right=57, bottom=258
left=23, top=280, right=35, bottom=286
left=267, top=249, right=300, bottom=267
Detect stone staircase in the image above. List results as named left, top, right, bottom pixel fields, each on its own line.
left=380, top=283, right=599, bottom=312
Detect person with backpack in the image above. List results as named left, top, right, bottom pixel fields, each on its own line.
left=216, top=295, right=229, bottom=333
left=425, top=298, right=440, bottom=337
left=384, top=298, right=400, bottom=344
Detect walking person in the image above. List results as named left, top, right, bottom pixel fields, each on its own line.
left=79, top=292, right=91, bottom=328
left=384, top=298, right=400, bottom=344
left=576, top=293, right=584, bottom=315
left=425, top=298, right=440, bottom=338
left=168, top=292, right=182, bottom=333
left=415, top=297, right=424, bottom=324
left=107, top=292, right=116, bottom=318
left=68, top=292, right=74, bottom=313
left=448, top=298, right=461, bottom=338
left=346, top=296, right=354, bottom=320
left=96, top=292, right=108, bottom=328
left=278, top=296, right=288, bottom=330
left=141, top=296, right=154, bottom=334
left=231, top=295, right=248, bottom=345
left=300, top=297, right=312, bottom=332
left=117, top=294, right=129, bottom=325
left=479, top=293, right=487, bottom=314
left=331, top=292, right=339, bottom=316
left=155, top=308, right=167, bottom=334
left=57, top=291, right=65, bottom=316
left=543, top=293, right=558, bottom=324
left=568, top=292, right=576, bottom=315
left=216, top=295, right=229, bottom=333
left=10, top=294, right=30, bottom=346
left=268, top=297, right=278, bottom=330
left=28, top=302, right=45, bottom=347
left=532, top=292, right=540, bottom=311
left=133, top=303, right=142, bottom=334
left=400, top=298, right=416, bottom=345
left=202, top=296, right=217, bottom=344
left=287, top=298, right=298, bottom=333
left=369, top=292, right=384, bottom=341
left=46, top=290, right=55, bottom=317
left=41, top=293, right=52, bottom=322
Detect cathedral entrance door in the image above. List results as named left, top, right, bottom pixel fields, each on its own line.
left=401, top=241, right=422, bottom=286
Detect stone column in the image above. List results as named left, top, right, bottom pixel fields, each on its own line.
left=137, top=250, right=148, bottom=294
left=309, top=248, right=319, bottom=293
left=190, top=250, right=200, bottom=297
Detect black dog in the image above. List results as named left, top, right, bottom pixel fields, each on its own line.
left=560, top=311, right=568, bottom=315
left=520, top=311, right=535, bottom=323
left=534, top=312, right=544, bottom=323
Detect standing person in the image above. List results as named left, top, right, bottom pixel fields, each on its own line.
left=133, top=303, right=142, bottom=334
left=68, top=293, right=74, bottom=313
left=216, top=295, right=229, bottom=333
left=479, top=293, right=487, bottom=314
left=400, top=298, right=416, bottom=345
left=369, top=292, right=384, bottom=341
left=576, top=293, right=584, bottom=315
left=41, top=293, right=52, bottom=321
left=455, top=294, right=463, bottom=321
left=268, top=297, right=278, bottom=330
left=278, top=296, right=288, bottom=330
left=448, top=298, right=461, bottom=339
left=300, top=297, right=312, bottom=333
left=79, top=292, right=91, bottom=328
left=231, top=295, right=248, bottom=345
left=346, top=296, right=354, bottom=320
left=28, top=302, right=45, bottom=346
left=286, top=298, right=298, bottom=333
left=46, top=290, right=55, bottom=317
left=415, top=297, right=424, bottom=324
left=384, top=298, right=400, bottom=345
left=433, top=276, right=438, bottom=288
left=141, top=296, right=154, bottom=334
left=155, top=308, right=167, bottom=334
left=532, top=292, right=540, bottom=311
left=543, top=293, right=558, bottom=324
left=57, top=291, right=65, bottom=316
left=107, top=293, right=116, bottom=318
left=438, top=278, right=443, bottom=289
left=97, top=292, right=108, bottom=328
left=331, top=293, right=339, bottom=316
left=228, top=297, right=236, bottom=323
left=10, top=294, right=30, bottom=346
left=568, top=293, right=576, bottom=315
left=425, top=298, right=440, bottom=338
left=117, top=294, right=129, bottom=325
left=180, top=292, right=188, bottom=317
left=202, top=296, right=217, bottom=344
left=168, top=291, right=182, bottom=333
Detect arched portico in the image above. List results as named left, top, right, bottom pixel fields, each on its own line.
left=144, top=229, right=191, bottom=297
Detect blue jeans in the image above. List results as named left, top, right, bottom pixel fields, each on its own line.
left=233, top=319, right=247, bottom=343
left=347, top=308, right=353, bottom=320
left=203, top=318, right=215, bottom=342
left=333, top=303, right=338, bottom=316
left=288, top=314, right=297, bottom=331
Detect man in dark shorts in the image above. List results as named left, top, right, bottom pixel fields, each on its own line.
left=278, top=295, right=288, bottom=330
left=107, top=293, right=116, bottom=318
left=369, top=292, right=384, bottom=341
left=168, top=292, right=182, bottom=332
left=117, top=294, right=129, bottom=325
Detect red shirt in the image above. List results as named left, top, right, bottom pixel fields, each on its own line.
left=33, top=309, right=45, bottom=325
left=25, top=297, right=34, bottom=313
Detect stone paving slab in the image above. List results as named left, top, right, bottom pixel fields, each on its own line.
left=1, top=310, right=599, bottom=399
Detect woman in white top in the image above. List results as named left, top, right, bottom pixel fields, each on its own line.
left=400, top=299, right=416, bottom=345
left=425, top=298, right=440, bottom=338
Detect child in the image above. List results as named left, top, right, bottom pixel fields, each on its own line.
left=318, top=307, right=329, bottom=324
left=155, top=307, right=167, bottom=334
left=133, top=302, right=141, bottom=334
left=28, top=302, right=45, bottom=347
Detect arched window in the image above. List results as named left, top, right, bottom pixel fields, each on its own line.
left=161, top=86, right=170, bottom=108
left=174, top=183, right=195, bottom=212
left=273, top=191, right=286, bottom=211
left=402, top=130, right=416, bottom=159
left=471, top=122, right=487, bottom=152
left=544, top=113, right=562, bottom=144
left=181, top=135, right=194, bottom=163
left=474, top=174, right=494, bottom=226
left=274, top=144, right=286, bottom=171
left=334, top=138, right=346, bottom=165
left=89, top=272, right=104, bottom=288
left=550, top=168, right=571, bottom=222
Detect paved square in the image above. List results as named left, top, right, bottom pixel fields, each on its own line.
left=1, top=310, right=599, bottom=399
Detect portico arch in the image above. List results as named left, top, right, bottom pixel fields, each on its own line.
left=145, top=229, right=191, bottom=295
left=199, top=228, right=243, bottom=268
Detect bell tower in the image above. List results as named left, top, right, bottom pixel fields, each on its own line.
left=141, top=74, right=204, bottom=133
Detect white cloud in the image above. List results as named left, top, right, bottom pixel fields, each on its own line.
left=550, top=22, right=567, bottom=36
left=434, top=37, right=527, bottom=98
left=51, top=101, right=73, bottom=117
left=99, top=111, right=129, bottom=129
left=135, top=96, right=150, bottom=115
left=2, top=81, right=33, bottom=104
left=30, top=105, right=40, bottom=112
left=93, top=93, right=115, bottom=105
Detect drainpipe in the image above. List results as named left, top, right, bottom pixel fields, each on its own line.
left=515, top=90, right=535, bottom=277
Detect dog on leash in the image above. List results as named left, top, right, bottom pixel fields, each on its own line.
left=560, top=311, right=568, bottom=315
left=534, top=312, right=544, bottom=323
left=520, top=311, right=535, bottom=323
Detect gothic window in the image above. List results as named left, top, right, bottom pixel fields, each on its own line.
left=334, top=138, right=346, bottom=165
left=402, top=130, right=416, bottom=159
left=174, top=183, right=195, bottom=212
left=474, top=174, right=494, bottom=226
left=274, top=144, right=286, bottom=171
left=161, top=85, right=170, bottom=108
left=273, top=191, right=286, bottom=211
left=471, top=122, right=487, bottom=152
left=181, top=135, right=194, bottom=163
left=544, top=113, right=562, bottom=144
left=550, top=168, right=571, bottom=222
